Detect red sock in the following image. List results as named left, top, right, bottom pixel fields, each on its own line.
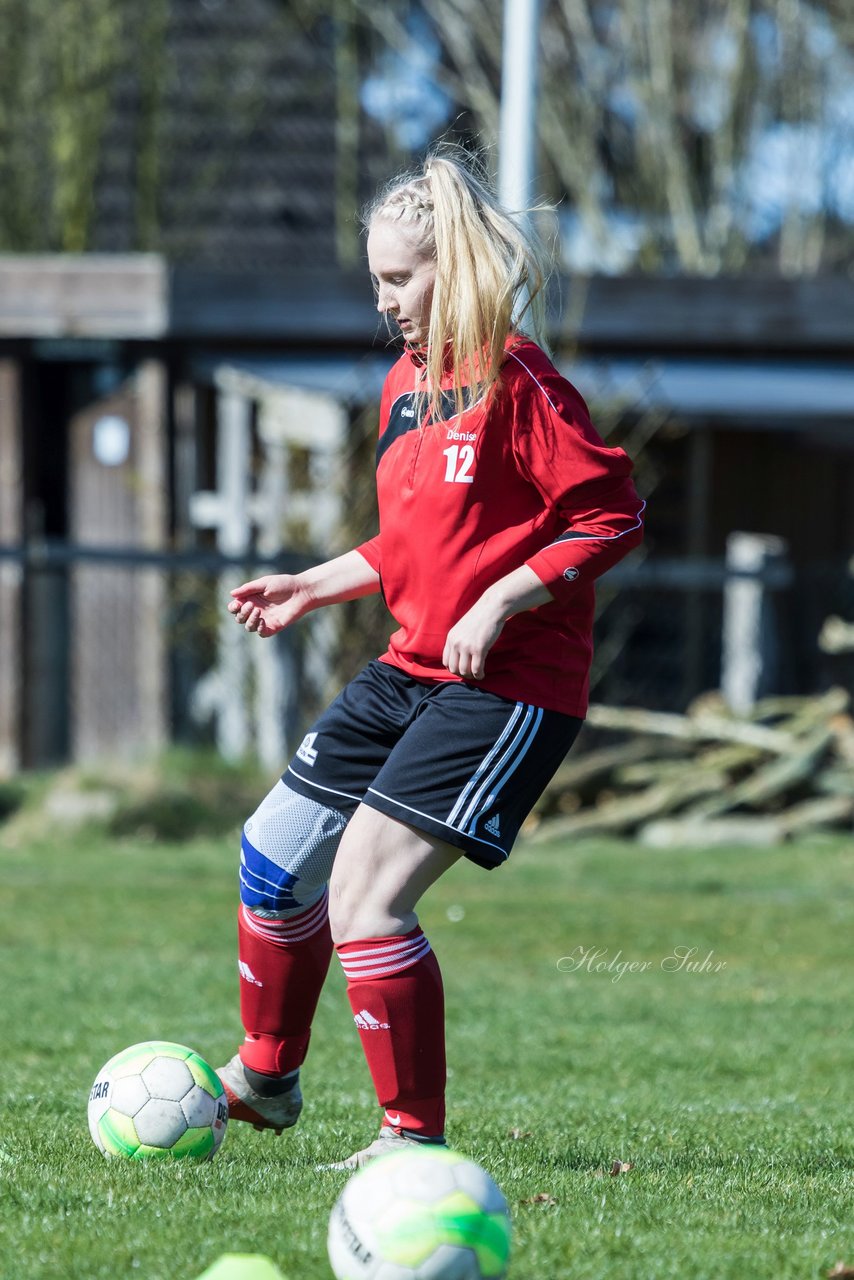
left=337, top=926, right=446, bottom=1137
left=237, top=891, right=333, bottom=1076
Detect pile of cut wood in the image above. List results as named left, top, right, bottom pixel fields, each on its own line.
left=528, top=688, right=854, bottom=846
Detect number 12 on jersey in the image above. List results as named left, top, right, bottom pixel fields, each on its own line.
left=443, top=444, right=475, bottom=483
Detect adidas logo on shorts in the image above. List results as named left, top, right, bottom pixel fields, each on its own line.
left=484, top=814, right=501, bottom=837
left=296, top=732, right=319, bottom=766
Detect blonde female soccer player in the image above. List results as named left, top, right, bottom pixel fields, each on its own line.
left=217, top=150, right=645, bottom=1169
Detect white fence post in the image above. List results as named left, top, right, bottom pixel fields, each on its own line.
left=213, top=387, right=252, bottom=760
left=721, top=532, right=789, bottom=714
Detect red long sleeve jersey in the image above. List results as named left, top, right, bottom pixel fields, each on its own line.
left=355, top=337, right=645, bottom=718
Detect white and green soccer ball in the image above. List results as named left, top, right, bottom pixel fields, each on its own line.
left=88, top=1040, right=228, bottom=1160
left=327, top=1146, right=511, bottom=1280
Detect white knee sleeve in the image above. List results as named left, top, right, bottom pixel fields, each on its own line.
left=239, top=781, right=347, bottom=918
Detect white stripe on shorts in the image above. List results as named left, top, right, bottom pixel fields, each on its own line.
left=463, top=707, right=543, bottom=835
left=450, top=702, right=543, bottom=834
left=445, top=702, right=527, bottom=827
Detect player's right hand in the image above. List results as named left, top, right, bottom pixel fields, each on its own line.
left=227, top=574, right=310, bottom=637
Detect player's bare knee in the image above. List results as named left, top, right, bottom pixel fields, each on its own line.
left=327, top=875, right=365, bottom=942
left=328, top=896, right=417, bottom=947
left=328, top=854, right=420, bottom=945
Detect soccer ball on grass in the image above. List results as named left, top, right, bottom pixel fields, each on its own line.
left=88, top=1040, right=228, bottom=1160
left=327, top=1146, right=511, bottom=1280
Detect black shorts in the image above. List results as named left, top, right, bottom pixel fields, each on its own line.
left=284, top=660, right=582, bottom=869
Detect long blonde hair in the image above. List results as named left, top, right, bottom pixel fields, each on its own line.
left=365, top=146, right=553, bottom=424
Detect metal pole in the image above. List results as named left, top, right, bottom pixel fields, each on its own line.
left=498, top=0, right=542, bottom=214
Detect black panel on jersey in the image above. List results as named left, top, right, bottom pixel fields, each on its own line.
left=376, top=394, right=420, bottom=469
left=376, top=388, right=478, bottom=470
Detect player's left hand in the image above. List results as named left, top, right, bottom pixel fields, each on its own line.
left=442, top=567, right=553, bottom=679
left=443, top=596, right=506, bottom=680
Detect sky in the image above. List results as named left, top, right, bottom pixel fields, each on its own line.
left=359, top=2, right=854, bottom=273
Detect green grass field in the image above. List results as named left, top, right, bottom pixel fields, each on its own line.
left=1, top=798, right=853, bottom=1280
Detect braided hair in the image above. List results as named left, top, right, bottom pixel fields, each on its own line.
left=364, top=147, right=552, bottom=425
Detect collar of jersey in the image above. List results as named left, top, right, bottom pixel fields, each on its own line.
left=403, top=342, right=431, bottom=368
left=404, top=331, right=531, bottom=373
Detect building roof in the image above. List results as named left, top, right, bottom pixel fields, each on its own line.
left=3, top=257, right=853, bottom=363
left=567, top=357, right=854, bottom=431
